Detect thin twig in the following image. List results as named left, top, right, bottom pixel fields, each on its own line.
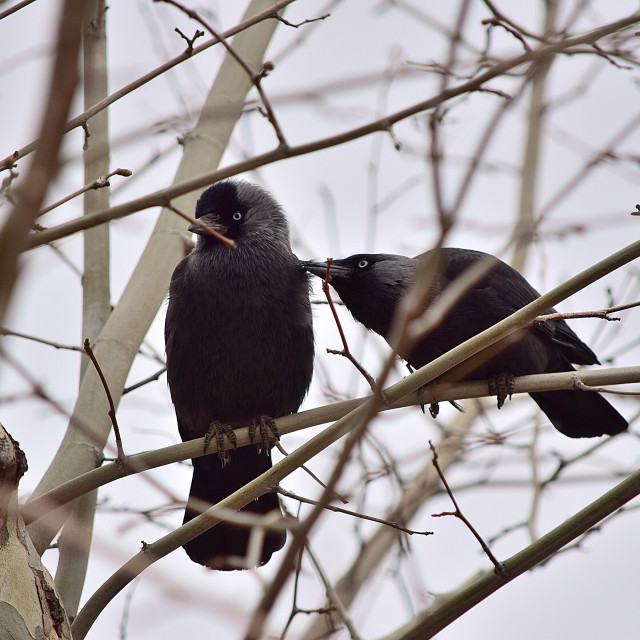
left=278, top=487, right=433, bottom=536
left=0, top=328, right=85, bottom=352
left=526, top=420, right=541, bottom=542
left=322, top=259, right=377, bottom=391
left=156, top=0, right=288, bottom=147
left=83, top=339, right=125, bottom=460
left=541, top=437, right=614, bottom=489
left=0, top=0, right=38, bottom=21
left=482, top=17, right=532, bottom=51
left=534, top=300, right=640, bottom=323
left=38, top=168, right=131, bottom=217
left=482, top=0, right=546, bottom=42
left=174, top=27, right=204, bottom=55
left=304, top=543, right=363, bottom=640
left=572, top=375, right=640, bottom=397
left=0, top=0, right=297, bottom=172
left=122, top=366, right=167, bottom=395
left=429, top=440, right=504, bottom=573
left=591, top=42, right=633, bottom=70
left=275, top=442, right=349, bottom=504
left=276, top=13, right=330, bottom=29
left=280, top=515, right=307, bottom=640
left=165, top=203, right=236, bottom=249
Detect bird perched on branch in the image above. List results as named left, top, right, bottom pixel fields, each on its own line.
left=303, top=249, right=627, bottom=438
left=165, top=180, right=314, bottom=569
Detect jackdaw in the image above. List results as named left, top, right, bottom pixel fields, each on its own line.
left=165, top=180, right=314, bottom=569
left=304, top=249, right=626, bottom=438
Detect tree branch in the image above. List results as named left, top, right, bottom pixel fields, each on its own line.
left=21, top=364, right=640, bottom=528
left=24, top=10, right=640, bottom=250
left=384, top=466, right=640, bottom=640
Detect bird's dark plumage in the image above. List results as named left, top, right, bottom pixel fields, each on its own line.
left=304, top=249, right=626, bottom=438
left=165, top=180, right=314, bottom=569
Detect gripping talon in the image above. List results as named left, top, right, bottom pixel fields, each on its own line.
left=249, top=415, right=279, bottom=454
left=204, top=421, right=237, bottom=467
left=488, top=373, right=516, bottom=410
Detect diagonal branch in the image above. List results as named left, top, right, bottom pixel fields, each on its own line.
left=158, top=0, right=288, bottom=146
left=384, top=465, right=640, bottom=640
left=21, top=363, right=640, bottom=527
left=0, top=0, right=297, bottom=172
left=430, top=441, right=503, bottom=572
left=24, top=9, right=640, bottom=251
left=83, top=339, right=125, bottom=460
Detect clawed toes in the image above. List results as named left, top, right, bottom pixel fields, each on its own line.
left=204, top=421, right=237, bottom=467
left=249, top=415, right=280, bottom=454
left=488, top=373, right=515, bottom=410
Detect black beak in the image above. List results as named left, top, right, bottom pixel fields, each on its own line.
left=188, top=222, right=205, bottom=236
left=188, top=216, right=227, bottom=237
left=302, top=260, right=350, bottom=279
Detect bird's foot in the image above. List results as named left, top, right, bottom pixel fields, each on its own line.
left=204, top=421, right=237, bottom=467
left=488, top=373, right=515, bottom=409
left=249, top=415, right=279, bottom=454
left=426, top=400, right=462, bottom=418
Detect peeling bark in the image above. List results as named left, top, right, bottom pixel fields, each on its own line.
left=0, top=424, right=71, bottom=640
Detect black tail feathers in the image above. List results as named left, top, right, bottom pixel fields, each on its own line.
left=183, top=446, right=286, bottom=570
left=529, top=389, right=627, bottom=438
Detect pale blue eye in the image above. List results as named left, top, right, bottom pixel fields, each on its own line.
left=358, top=260, right=368, bottom=268
left=232, top=212, right=242, bottom=221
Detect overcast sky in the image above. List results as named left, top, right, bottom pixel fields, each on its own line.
left=1, top=2, right=640, bottom=639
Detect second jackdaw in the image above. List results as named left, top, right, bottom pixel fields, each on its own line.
left=304, top=250, right=626, bottom=438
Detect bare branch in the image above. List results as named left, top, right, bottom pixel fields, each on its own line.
left=122, top=367, right=167, bottom=395
left=24, top=11, right=640, bottom=250
left=573, top=375, right=640, bottom=397
left=275, top=12, right=330, bottom=29
left=534, top=300, right=640, bottom=323
left=0, top=328, right=84, bottom=352
left=83, top=339, right=125, bottom=460
left=157, top=0, right=288, bottom=146
left=378, top=466, right=640, bottom=640
left=322, top=259, right=377, bottom=391
left=38, top=168, right=131, bottom=217
left=0, top=0, right=38, bottom=21
left=173, top=27, right=204, bottom=54
left=19, top=364, right=640, bottom=528
left=0, top=0, right=297, bottom=172
left=0, top=0, right=88, bottom=325
left=278, top=487, right=433, bottom=536
left=165, top=203, right=236, bottom=249
left=430, top=441, right=504, bottom=572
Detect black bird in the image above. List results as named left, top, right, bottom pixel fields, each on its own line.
left=165, top=180, right=314, bottom=569
left=304, top=250, right=627, bottom=438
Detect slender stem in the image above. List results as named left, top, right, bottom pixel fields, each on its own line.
left=83, top=339, right=125, bottom=460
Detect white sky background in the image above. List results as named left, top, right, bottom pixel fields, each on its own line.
left=1, top=1, right=640, bottom=639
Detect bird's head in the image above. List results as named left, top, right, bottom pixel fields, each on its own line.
left=302, top=253, right=415, bottom=337
left=190, top=180, right=290, bottom=249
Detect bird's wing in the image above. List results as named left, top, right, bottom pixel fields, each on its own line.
left=442, top=249, right=598, bottom=365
